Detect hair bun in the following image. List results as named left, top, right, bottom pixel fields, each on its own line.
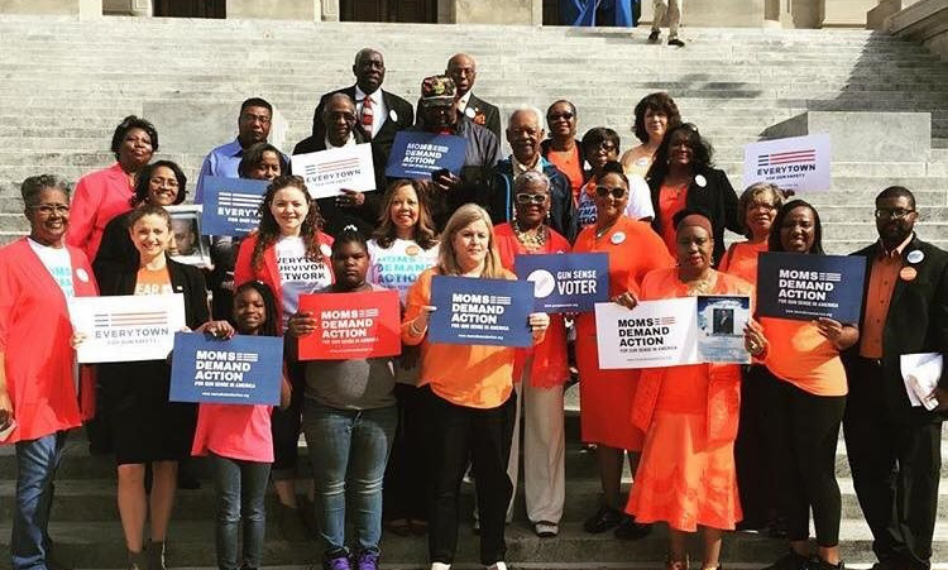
left=343, top=224, right=359, bottom=232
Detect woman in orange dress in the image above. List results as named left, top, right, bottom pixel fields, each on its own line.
left=573, top=166, right=673, bottom=538
left=718, top=182, right=785, bottom=534
left=626, top=211, right=752, bottom=570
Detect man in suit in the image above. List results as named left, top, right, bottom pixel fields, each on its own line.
left=843, top=185, right=948, bottom=570
left=446, top=53, right=502, bottom=141
left=310, top=48, right=414, bottom=164
left=296, top=93, right=384, bottom=237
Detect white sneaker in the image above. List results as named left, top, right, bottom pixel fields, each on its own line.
left=486, top=562, right=508, bottom=570
left=431, top=563, right=452, bottom=570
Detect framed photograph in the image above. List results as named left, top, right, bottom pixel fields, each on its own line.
left=166, top=205, right=212, bottom=268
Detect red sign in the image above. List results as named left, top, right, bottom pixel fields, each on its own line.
left=297, top=290, right=402, bottom=360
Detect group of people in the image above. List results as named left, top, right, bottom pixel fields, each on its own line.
left=1, top=45, right=946, bottom=570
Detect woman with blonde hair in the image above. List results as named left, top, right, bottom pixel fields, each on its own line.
left=402, top=204, right=550, bottom=570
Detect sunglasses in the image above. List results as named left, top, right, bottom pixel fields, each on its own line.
left=547, top=112, right=574, bottom=121
left=595, top=186, right=627, bottom=199
left=516, top=193, right=547, bottom=205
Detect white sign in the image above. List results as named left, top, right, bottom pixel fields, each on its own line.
left=743, top=134, right=831, bottom=193
left=595, top=298, right=699, bottom=369
left=292, top=143, right=376, bottom=200
left=68, top=294, right=186, bottom=363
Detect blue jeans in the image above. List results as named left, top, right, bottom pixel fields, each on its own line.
left=302, top=400, right=396, bottom=555
left=209, top=453, right=271, bottom=570
left=12, top=431, right=67, bottom=570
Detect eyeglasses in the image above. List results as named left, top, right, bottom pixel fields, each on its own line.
left=547, top=112, right=574, bottom=122
left=874, top=208, right=915, bottom=220
left=30, top=204, right=70, bottom=215
left=515, top=193, right=547, bottom=205
left=240, top=113, right=271, bottom=125
left=594, top=142, right=618, bottom=153
left=595, top=186, right=627, bottom=199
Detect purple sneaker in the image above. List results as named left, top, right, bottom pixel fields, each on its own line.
left=322, top=552, right=352, bottom=570
left=356, top=550, right=380, bottom=570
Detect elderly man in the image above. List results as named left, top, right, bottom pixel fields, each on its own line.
left=294, top=93, right=383, bottom=237
left=486, top=107, right=575, bottom=241
left=195, top=97, right=281, bottom=203
left=310, top=48, right=413, bottom=163
left=446, top=53, right=501, bottom=141
left=843, top=186, right=948, bottom=570
left=414, top=75, right=500, bottom=229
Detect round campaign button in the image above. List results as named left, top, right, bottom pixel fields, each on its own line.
left=900, top=266, right=918, bottom=281
left=406, top=244, right=420, bottom=257
left=320, top=244, right=332, bottom=258
left=389, top=109, right=398, bottom=123
left=695, top=175, right=707, bottom=188
left=528, top=269, right=556, bottom=298
left=907, top=250, right=924, bottom=264
left=635, top=157, right=650, bottom=167
left=611, top=231, right=627, bottom=245
left=465, top=107, right=476, bottom=119
left=76, top=268, right=90, bottom=283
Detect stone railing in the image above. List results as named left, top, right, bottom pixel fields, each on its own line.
left=870, top=0, right=948, bottom=58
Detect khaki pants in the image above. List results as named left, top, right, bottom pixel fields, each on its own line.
left=652, top=0, right=682, bottom=39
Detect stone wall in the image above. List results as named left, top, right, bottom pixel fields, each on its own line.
left=885, top=0, right=948, bottom=58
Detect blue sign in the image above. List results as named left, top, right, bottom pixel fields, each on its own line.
left=756, top=252, right=866, bottom=324
left=428, top=276, right=534, bottom=347
left=385, top=131, right=468, bottom=179
left=515, top=253, right=608, bottom=313
left=200, top=177, right=269, bottom=237
left=170, top=332, right=284, bottom=405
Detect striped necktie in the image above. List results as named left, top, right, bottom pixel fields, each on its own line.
left=360, top=96, right=374, bottom=139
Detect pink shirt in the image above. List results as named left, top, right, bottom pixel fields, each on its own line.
left=191, top=403, right=274, bottom=463
left=66, top=163, right=135, bottom=262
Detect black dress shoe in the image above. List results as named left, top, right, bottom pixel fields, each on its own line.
left=648, top=30, right=660, bottom=43
left=583, top=505, right=623, bottom=534
left=614, top=514, right=652, bottom=540
left=668, top=38, right=686, bottom=47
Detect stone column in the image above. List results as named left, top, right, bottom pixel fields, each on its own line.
left=227, top=0, right=321, bottom=20
left=450, top=0, right=541, bottom=24
left=819, top=0, right=877, bottom=26
left=0, top=0, right=101, bottom=17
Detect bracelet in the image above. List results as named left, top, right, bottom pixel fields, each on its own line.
left=409, top=319, right=427, bottom=337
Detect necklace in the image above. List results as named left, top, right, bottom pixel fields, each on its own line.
left=513, top=219, right=547, bottom=250
left=682, top=270, right=717, bottom=296
left=595, top=219, right=618, bottom=240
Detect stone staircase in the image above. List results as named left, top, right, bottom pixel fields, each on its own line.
left=1, top=14, right=948, bottom=569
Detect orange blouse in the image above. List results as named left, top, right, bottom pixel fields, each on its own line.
left=658, top=183, right=689, bottom=257
left=631, top=268, right=752, bottom=445
left=719, top=240, right=768, bottom=287
left=759, top=317, right=848, bottom=397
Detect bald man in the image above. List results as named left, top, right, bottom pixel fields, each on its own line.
left=446, top=53, right=501, bottom=141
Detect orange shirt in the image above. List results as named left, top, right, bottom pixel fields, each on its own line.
left=759, top=317, right=848, bottom=396
left=402, top=267, right=520, bottom=409
left=547, top=147, right=584, bottom=204
left=134, top=266, right=173, bottom=296
left=719, top=240, right=768, bottom=287
left=659, top=183, right=689, bottom=257
left=859, top=236, right=912, bottom=359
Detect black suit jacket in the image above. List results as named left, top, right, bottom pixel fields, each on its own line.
left=94, top=257, right=210, bottom=331
left=648, top=167, right=740, bottom=266
left=843, top=236, right=948, bottom=422
left=291, top=131, right=384, bottom=238
left=310, top=86, right=414, bottom=163
left=464, top=93, right=502, bottom=142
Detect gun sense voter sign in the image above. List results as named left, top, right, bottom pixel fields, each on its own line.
left=297, top=290, right=401, bottom=360
left=515, top=253, right=608, bottom=313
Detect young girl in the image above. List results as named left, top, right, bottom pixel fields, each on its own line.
left=289, top=227, right=397, bottom=570
left=191, top=281, right=290, bottom=570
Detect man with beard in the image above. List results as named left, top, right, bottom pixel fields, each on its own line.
left=310, top=48, right=414, bottom=164
left=843, top=185, right=948, bottom=570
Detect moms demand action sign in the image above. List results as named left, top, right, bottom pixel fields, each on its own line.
left=428, top=276, right=534, bottom=347
left=170, top=333, right=283, bottom=405
left=297, top=290, right=401, bottom=360
left=757, top=252, right=866, bottom=324
left=385, top=131, right=467, bottom=178
left=595, top=298, right=699, bottom=369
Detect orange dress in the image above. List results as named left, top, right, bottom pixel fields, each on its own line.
left=658, top=183, right=689, bottom=258
left=626, top=268, right=751, bottom=532
left=718, top=240, right=767, bottom=287
left=572, top=216, right=674, bottom=450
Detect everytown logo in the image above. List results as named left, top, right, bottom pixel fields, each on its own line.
left=757, top=149, right=817, bottom=176
left=93, top=310, right=169, bottom=340
left=304, top=157, right=361, bottom=183
left=218, top=191, right=263, bottom=216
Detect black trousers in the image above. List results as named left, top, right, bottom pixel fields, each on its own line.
left=383, top=383, right=430, bottom=521
left=767, top=373, right=846, bottom=547
left=423, top=386, right=515, bottom=566
left=735, top=364, right=779, bottom=527
left=271, top=362, right=306, bottom=480
left=844, top=357, right=943, bottom=570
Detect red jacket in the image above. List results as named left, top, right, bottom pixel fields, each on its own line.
left=0, top=239, right=99, bottom=442
left=65, top=163, right=135, bottom=262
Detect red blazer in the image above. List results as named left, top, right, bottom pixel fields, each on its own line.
left=234, top=232, right=334, bottom=330
left=493, top=223, right=571, bottom=388
left=0, top=239, right=99, bottom=443
left=631, top=268, right=750, bottom=445
left=65, top=163, right=135, bottom=262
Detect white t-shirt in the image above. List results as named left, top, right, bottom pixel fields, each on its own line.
left=28, top=238, right=75, bottom=298
left=577, top=174, right=655, bottom=229
left=367, top=238, right=440, bottom=303
left=275, top=236, right=333, bottom=331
